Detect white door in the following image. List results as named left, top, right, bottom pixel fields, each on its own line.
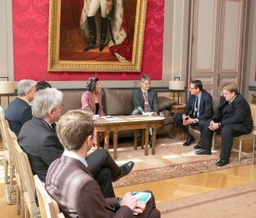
left=188, top=0, right=248, bottom=96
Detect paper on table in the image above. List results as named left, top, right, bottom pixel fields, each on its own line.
left=101, top=116, right=121, bottom=120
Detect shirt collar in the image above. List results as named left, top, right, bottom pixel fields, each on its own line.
left=63, top=150, right=88, bottom=167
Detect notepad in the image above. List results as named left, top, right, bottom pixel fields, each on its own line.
left=132, top=192, right=152, bottom=215
left=132, top=192, right=152, bottom=203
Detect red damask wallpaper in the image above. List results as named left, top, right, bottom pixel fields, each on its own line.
left=12, top=0, right=164, bottom=81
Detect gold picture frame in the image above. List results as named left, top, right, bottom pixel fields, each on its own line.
left=47, top=0, right=148, bottom=72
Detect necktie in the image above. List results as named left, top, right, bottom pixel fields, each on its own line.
left=194, top=96, right=199, bottom=118
left=143, top=92, right=149, bottom=112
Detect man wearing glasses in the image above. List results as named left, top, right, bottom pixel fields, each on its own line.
left=173, top=80, right=213, bottom=148
left=131, top=74, right=159, bottom=147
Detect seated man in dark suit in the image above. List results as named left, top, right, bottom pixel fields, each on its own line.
left=35, top=81, right=52, bottom=91
left=18, top=88, right=134, bottom=198
left=195, top=82, right=253, bottom=166
left=5, top=79, right=37, bottom=136
left=131, top=74, right=159, bottom=147
left=173, top=80, right=213, bottom=148
left=46, top=109, right=160, bottom=218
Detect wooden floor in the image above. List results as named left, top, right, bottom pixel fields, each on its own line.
left=1, top=163, right=256, bottom=217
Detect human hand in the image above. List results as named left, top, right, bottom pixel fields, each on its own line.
left=133, top=200, right=146, bottom=214
left=120, top=192, right=138, bottom=211
left=182, top=116, right=192, bottom=126
left=208, top=121, right=218, bottom=131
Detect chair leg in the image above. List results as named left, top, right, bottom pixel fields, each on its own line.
left=253, top=136, right=255, bottom=165
left=4, top=159, right=9, bottom=183
left=238, top=139, right=242, bottom=161
left=15, top=186, right=20, bottom=215
left=212, top=132, right=215, bottom=151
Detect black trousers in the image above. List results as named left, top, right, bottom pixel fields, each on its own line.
left=87, top=149, right=120, bottom=198
left=173, top=113, right=206, bottom=137
left=201, top=119, right=251, bottom=160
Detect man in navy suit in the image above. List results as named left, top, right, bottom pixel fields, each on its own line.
left=195, top=83, right=253, bottom=166
left=131, top=74, right=159, bottom=147
left=5, top=79, right=37, bottom=136
left=173, top=80, right=213, bottom=148
left=18, top=88, right=134, bottom=198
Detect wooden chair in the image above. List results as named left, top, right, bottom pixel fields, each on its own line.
left=13, top=139, right=39, bottom=217
left=34, top=175, right=65, bottom=218
left=0, top=106, right=16, bottom=205
left=231, top=104, right=256, bottom=161
left=7, top=128, right=24, bottom=216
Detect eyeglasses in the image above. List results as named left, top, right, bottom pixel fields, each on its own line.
left=54, top=103, right=64, bottom=111
left=189, top=87, right=196, bottom=90
left=143, top=82, right=151, bottom=85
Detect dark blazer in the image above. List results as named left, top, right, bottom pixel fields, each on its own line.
left=45, top=156, right=133, bottom=218
left=132, top=88, right=159, bottom=113
left=212, top=94, right=253, bottom=132
left=18, top=117, right=64, bottom=182
left=5, top=98, right=33, bottom=136
left=182, top=89, right=213, bottom=120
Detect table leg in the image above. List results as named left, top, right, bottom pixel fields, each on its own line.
left=134, top=130, right=138, bottom=150
left=152, top=128, right=157, bottom=155
left=104, top=131, right=110, bottom=151
left=144, top=128, right=149, bottom=156
left=96, top=132, right=100, bottom=148
left=141, top=130, right=145, bottom=149
left=113, top=130, right=118, bottom=160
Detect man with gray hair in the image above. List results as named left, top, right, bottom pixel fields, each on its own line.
left=5, top=79, right=37, bottom=136
left=131, top=74, right=159, bottom=147
left=18, top=88, right=134, bottom=198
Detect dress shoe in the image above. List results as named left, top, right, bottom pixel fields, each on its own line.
left=216, top=159, right=229, bottom=167
left=183, top=137, right=195, bottom=146
left=195, top=148, right=212, bottom=155
left=112, top=161, right=134, bottom=182
left=194, top=141, right=202, bottom=149
left=137, top=136, right=141, bottom=147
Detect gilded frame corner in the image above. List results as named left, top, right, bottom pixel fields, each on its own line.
left=47, top=0, right=148, bottom=72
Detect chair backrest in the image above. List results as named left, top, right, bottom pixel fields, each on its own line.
left=13, top=139, right=38, bottom=217
left=250, top=104, right=256, bottom=128
left=0, top=109, right=15, bottom=166
left=0, top=107, right=10, bottom=151
left=34, top=175, right=61, bottom=218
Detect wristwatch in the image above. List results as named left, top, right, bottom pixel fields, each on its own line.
left=194, top=118, right=199, bottom=123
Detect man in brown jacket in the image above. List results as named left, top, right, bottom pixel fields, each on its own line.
left=45, top=109, right=160, bottom=218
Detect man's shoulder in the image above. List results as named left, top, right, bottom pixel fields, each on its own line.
left=201, top=89, right=212, bottom=97
left=149, top=88, right=157, bottom=94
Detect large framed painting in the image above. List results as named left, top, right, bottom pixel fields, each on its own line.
left=48, top=0, right=148, bottom=72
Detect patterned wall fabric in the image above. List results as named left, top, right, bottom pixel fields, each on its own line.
left=12, top=0, right=164, bottom=81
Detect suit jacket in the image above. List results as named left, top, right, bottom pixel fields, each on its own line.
left=5, top=98, right=33, bottom=136
left=18, top=117, right=64, bottom=182
left=132, top=88, right=159, bottom=113
left=45, top=155, right=133, bottom=218
left=211, top=94, right=253, bottom=132
left=182, top=90, right=213, bottom=120
left=81, top=91, right=105, bottom=116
